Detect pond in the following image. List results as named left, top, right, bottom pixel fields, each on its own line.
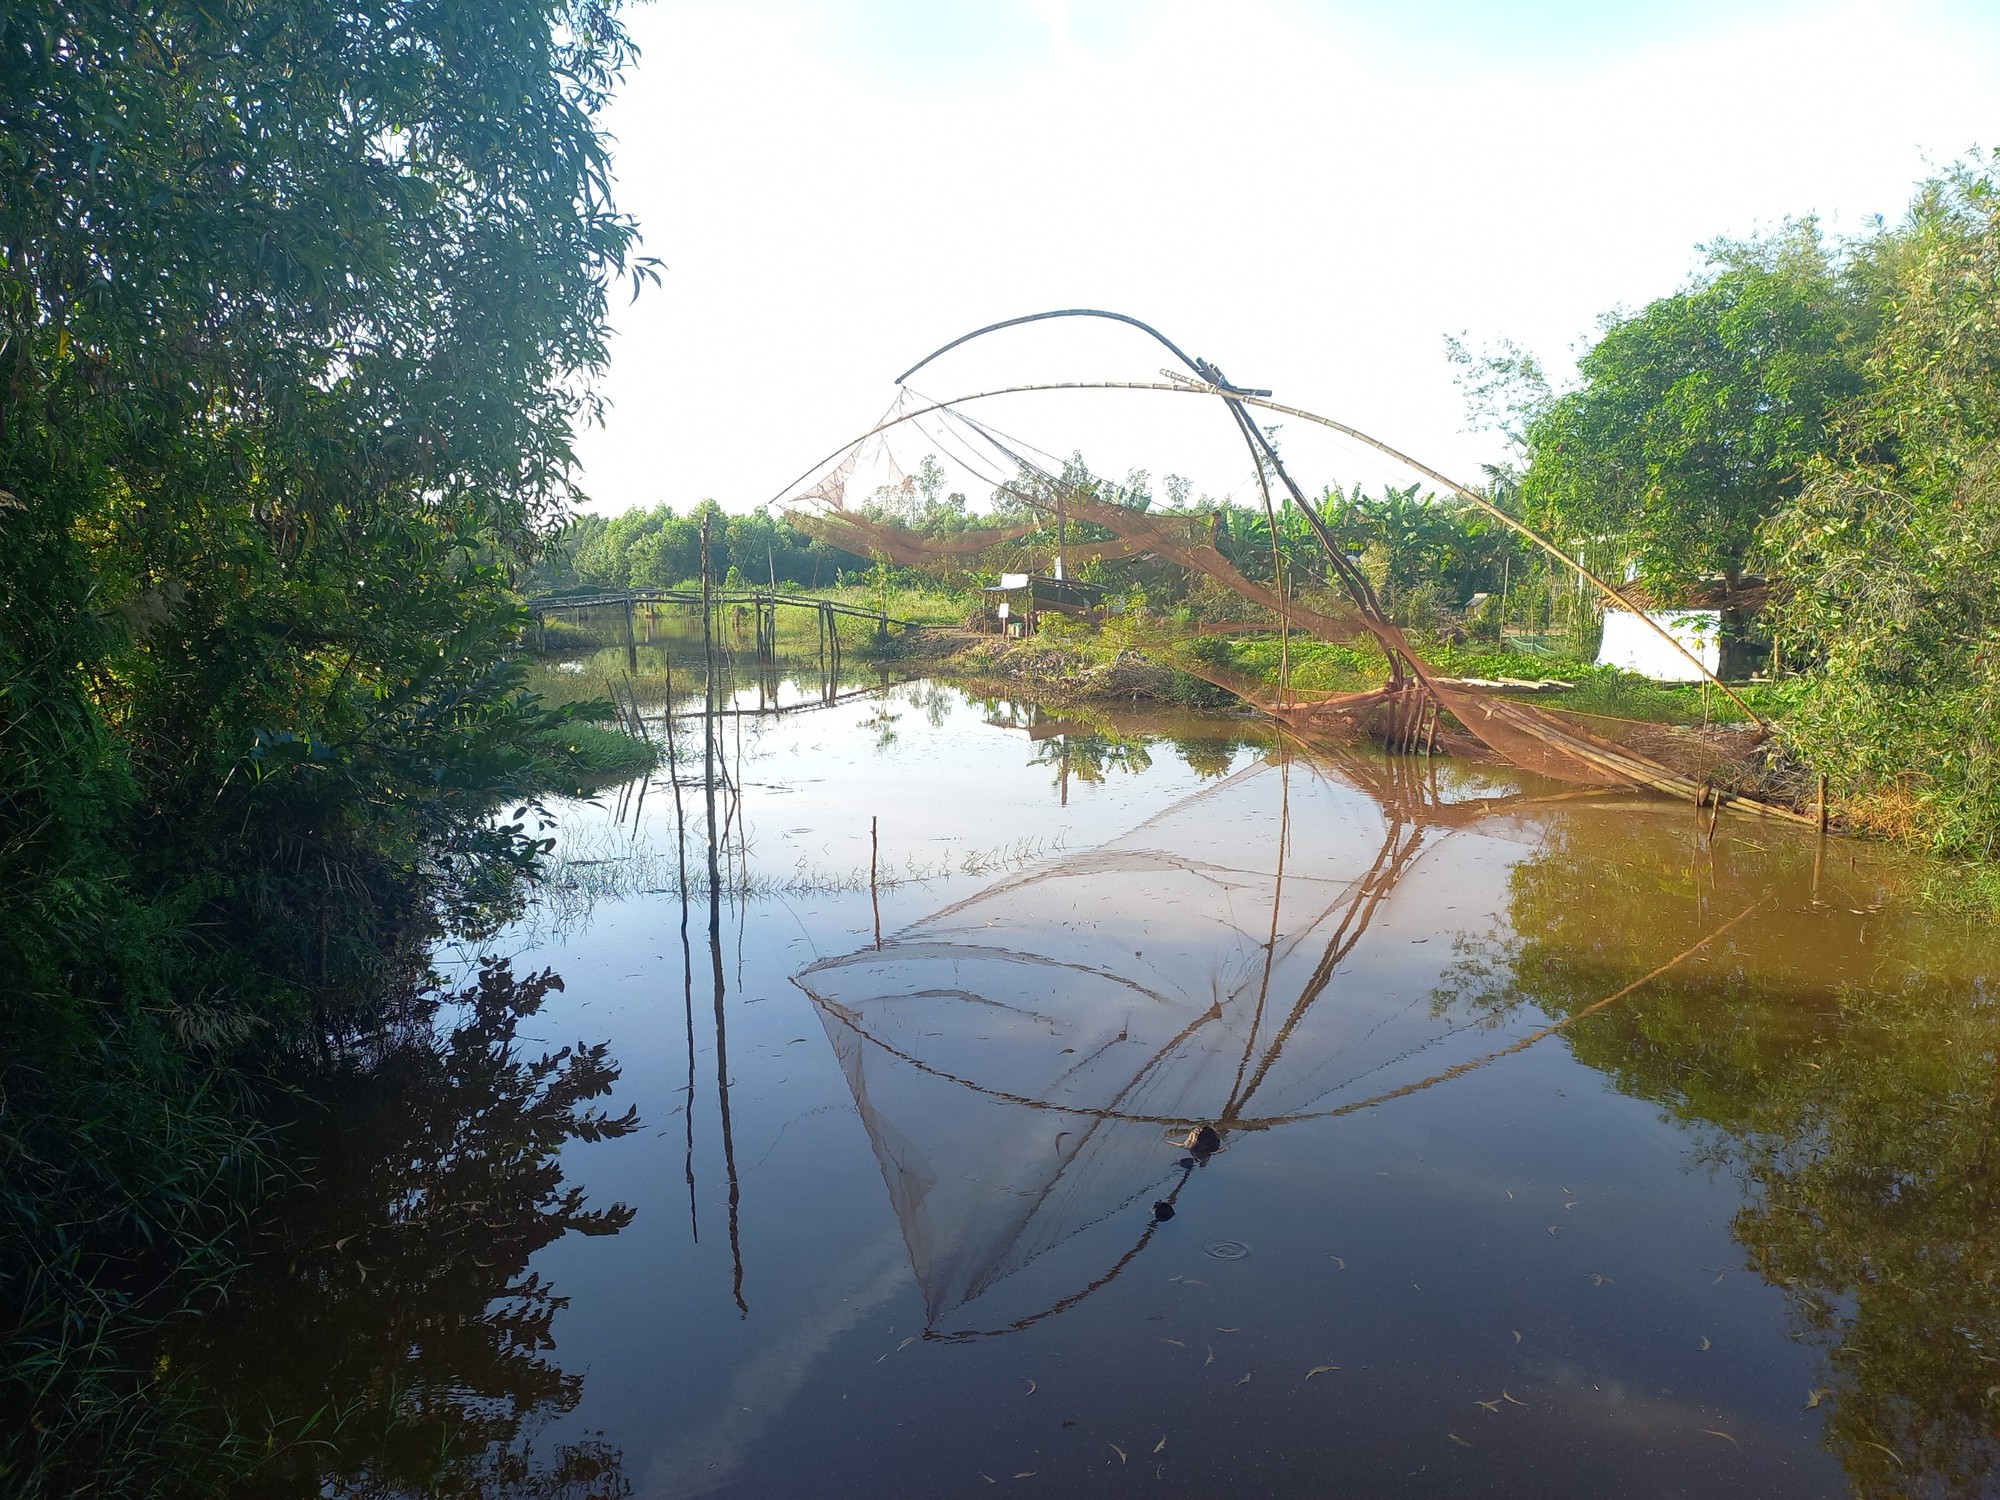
left=219, top=668, right=2000, bottom=1498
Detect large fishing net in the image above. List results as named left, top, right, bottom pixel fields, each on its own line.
left=783, top=396, right=1811, bottom=822
left=798, top=751, right=1566, bottom=1339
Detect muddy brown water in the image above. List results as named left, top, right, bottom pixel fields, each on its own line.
left=262, top=668, right=2000, bottom=1497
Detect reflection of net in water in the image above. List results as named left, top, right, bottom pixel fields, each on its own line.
left=797, top=754, right=1519, bottom=1339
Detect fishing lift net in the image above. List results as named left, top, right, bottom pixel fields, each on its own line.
left=798, top=751, right=1565, bottom=1340
left=780, top=390, right=1811, bottom=825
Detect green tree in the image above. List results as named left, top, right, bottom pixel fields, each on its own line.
left=1, top=0, right=647, bottom=1476
left=1324, top=482, right=1516, bottom=607
left=1520, top=221, right=1867, bottom=593
left=1764, top=157, right=2000, bottom=855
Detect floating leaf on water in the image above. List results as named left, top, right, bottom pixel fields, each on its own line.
left=1565, top=1201, right=1578, bottom=1211
left=1024, top=1379, right=1037, bottom=1396
left=1449, top=1433, right=1473, bottom=1448
left=980, top=1475, right=995, bottom=1485
left=1501, top=1390, right=1527, bottom=1407
left=1204, top=1346, right=1214, bottom=1366
left=1511, top=1331, right=1523, bottom=1344
left=1805, top=1388, right=1830, bottom=1409
left=1161, top=1337, right=1185, bottom=1348
left=334, top=1235, right=356, bottom=1252
left=1589, top=1272, right=1612, bottom=1286
left=1547, top=1225, right=1559, bottom=1236
left=1214, top=1326, right=1239, bottom=1333
left=1306, top=1365, right=1341, bottom=1379
left=1699, top=1337, right=1711, bottom=1351
left=1153, top=1437, right=1167, bottom=1454
left=898, top=1337, right=917, bottom=1351
left=1476, top=1399, right=1501, bottom=1412
left=1702, top=1429, right=1741, bottom=1450
left=1013, top=1472, right=1036, bottom=1479
left=1861, top=1441, right=1904, bottom=1468
left=1505, top=1190, right=1514, bottom=1199
left=1107, top=1443, right=1126, bottom=1464
left=1181, top=1278, right=1206, bottom=1286
left=1235, top=1372, right=1253, bottom=1386
left=1328, top=1255, right=1346, bottom=1269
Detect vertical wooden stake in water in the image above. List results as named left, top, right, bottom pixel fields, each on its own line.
left=870, top=815, right=881, bottom=950
left=1817, top=773, right=1829, bottom=835
left=662, top=658, right=684, bottom=803
left=700, top=511, right=720, bottom=915
left=624, top=594, right=639, bottom=676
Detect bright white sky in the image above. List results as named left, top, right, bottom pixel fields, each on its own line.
left=573, top=0, right=2000, bottom=517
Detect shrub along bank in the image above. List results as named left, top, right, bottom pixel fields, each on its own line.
left=0, top=2, right=654, bottom=1489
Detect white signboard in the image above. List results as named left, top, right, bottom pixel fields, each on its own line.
left=998, top=572, right=1030, bottom=590
left=1597, top=609, right=1720, bottom=682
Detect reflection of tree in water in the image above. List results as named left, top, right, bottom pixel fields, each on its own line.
left=1030, top=733, right=1153, bottom=788
left=1171, top=735, right=1238, bottom=780
left=1460, top=816, right=2000, bottom=1498
left=171, top=959, right=639, bottom=1498
left=905, top=681, right=956, bottom=730
left=863, top=703, right=901, bottom=749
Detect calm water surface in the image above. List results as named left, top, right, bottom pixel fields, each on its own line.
left=405, top=673, right=2000, bottom=1498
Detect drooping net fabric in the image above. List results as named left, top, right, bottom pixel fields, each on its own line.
left=796, top=477, right=1810, bottom=818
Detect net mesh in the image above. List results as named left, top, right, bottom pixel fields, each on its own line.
left=782, top=416, right=1811, bottom=820
left=799, top=752, right=1565, bottom=1339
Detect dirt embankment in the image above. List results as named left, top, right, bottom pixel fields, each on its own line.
left=905, top=629, right=1796, bottom=807
left=897, top=630, right=1185, bottom=703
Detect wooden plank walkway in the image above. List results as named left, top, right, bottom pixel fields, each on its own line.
left=528, top=588, right=919, bottom=630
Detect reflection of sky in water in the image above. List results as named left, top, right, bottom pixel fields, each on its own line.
left=486, top=679, right=2000, bottom=1499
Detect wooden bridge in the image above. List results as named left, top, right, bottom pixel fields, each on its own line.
left=527, top=588, right=923, bottom=674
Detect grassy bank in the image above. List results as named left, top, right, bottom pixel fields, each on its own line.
left=524, top=723, right=658, bottom=791
left=939, top=621, right=1783, bottom=730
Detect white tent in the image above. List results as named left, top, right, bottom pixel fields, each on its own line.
left=1597, top=609, right=1720, bottom=682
